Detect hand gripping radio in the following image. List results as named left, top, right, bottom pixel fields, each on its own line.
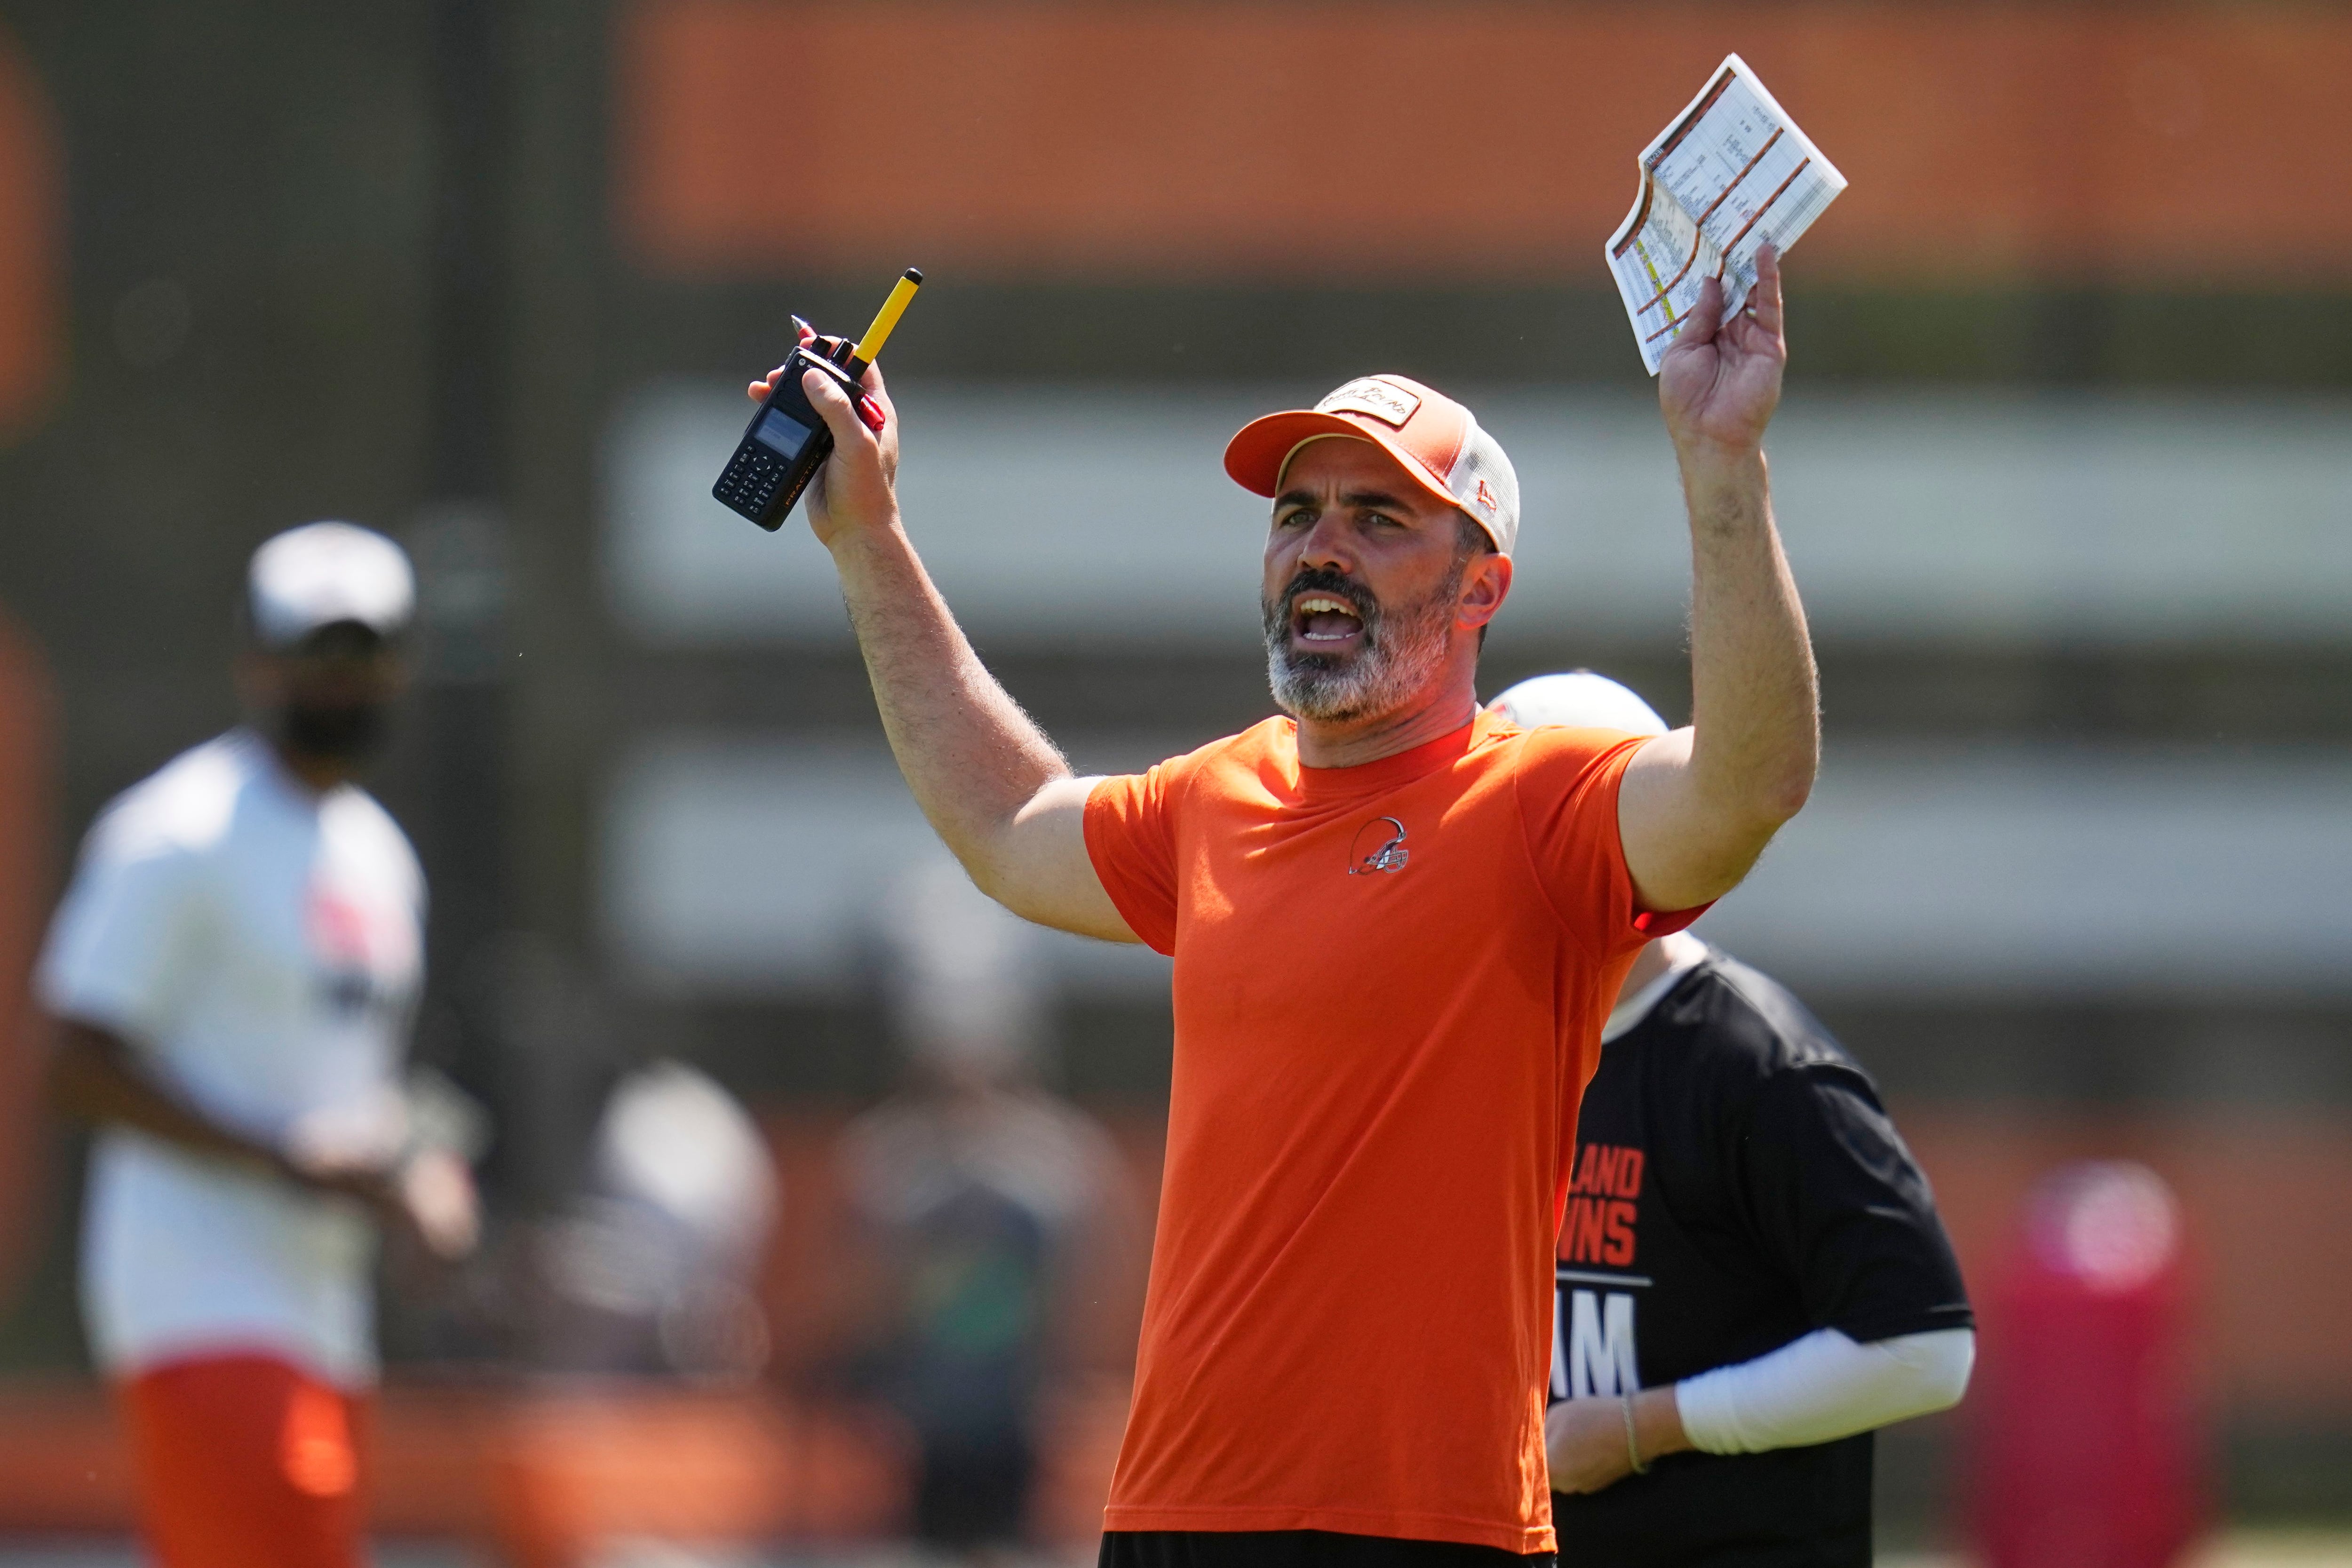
left=712, top=267, right=923, bottom=531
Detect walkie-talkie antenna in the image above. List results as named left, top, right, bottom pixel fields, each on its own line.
left=848, top=268, right=924, bottom=379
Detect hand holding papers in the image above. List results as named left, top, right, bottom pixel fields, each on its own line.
left=1608, top=56, right=1845, bottom=374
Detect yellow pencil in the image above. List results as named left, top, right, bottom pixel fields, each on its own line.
left=849, top=268, right=924, bottom=376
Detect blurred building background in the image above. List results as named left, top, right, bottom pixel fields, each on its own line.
left=0, top=0, right=2349, bottom=1560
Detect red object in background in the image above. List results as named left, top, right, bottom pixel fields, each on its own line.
left=0, top=616, right=51, bottom=1302
left=1970, top=1161, right=2205, bottom=1568
left=0, top=24, right=61, bottom=433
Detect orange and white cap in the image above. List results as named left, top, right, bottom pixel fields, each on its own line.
left=1224, top=374, right=1520, bottom=554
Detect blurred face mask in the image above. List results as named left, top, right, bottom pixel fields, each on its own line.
left=275, top=697, right=390, bottom=762
left=262, top=621, right=401, bottom=764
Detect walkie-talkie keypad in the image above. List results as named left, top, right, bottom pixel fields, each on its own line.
left=711, top=346, right=850, bottom=530
left=715, top=446, right=786, bottom=517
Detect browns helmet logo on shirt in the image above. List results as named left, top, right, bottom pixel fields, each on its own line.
left=1347, top=817, right=1410, bottom=876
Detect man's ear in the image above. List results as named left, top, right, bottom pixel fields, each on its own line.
left=1457, top=552, right=1514, bottom=630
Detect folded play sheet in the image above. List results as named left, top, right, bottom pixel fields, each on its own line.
left=1608, top=55, right=1847, bottom=374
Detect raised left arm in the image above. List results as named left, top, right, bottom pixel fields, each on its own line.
left=1619, top=246, right=1819, bottom=913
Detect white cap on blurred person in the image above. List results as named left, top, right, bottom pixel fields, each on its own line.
left=247, top=521, right=416, bottom=650
left=1486, top=670, right=1670, bottom=737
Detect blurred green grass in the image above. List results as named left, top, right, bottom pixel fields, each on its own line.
left=1885, top=1531, right=2352, bottom=1568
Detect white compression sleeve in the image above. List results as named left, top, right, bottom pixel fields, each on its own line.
left=1673, top=1326, right=1975, bottom=1456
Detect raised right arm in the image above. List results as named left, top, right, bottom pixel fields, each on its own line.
left=763, top=340, right=1137, bottom=942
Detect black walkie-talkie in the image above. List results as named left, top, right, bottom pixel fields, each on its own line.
left=713, top=268, right=923, bottom=531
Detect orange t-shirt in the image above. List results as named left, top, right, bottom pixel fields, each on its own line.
left=1084, top=711, right=1666, bottom=1554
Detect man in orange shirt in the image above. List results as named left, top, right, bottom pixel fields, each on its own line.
left=750, top=252, right=1817, bottom=1568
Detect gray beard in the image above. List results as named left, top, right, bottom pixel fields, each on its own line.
left=1262, top=565, right=1463, bottom=724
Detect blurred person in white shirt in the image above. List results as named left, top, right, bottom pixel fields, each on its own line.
left=40, top=521, right=478, bottom=1568
left=537, top=1057, right=779, bottom=1380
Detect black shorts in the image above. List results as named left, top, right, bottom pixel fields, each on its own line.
left=912, top=1425, right=1037, bottom=1547
left=1101, top=1530, right=1554, bottom=1568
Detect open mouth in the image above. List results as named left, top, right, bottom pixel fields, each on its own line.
left=1292, top=592, right=1367, bottom=647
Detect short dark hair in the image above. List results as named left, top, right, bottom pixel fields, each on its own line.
left=1454, top=509, right=1492, bottom=560
left=1455, top=510, right=1494, bottom=649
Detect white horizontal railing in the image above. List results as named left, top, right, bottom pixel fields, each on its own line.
left=602, top=734, right=2352, bottom=998
left=604, top=382, right=2352, bottom=649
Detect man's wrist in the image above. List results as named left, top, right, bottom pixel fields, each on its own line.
left=1674, top=439, right=1767, bottom=493
left=823, top=507, right=909, bottom=571
left=1637, top=1385, right=1694, bottom=1461
left=264, top=1144, right=311, bottom=1186
left=273, top=1142, right=399, bottom=1204
left=1675, top=446, right=1771, bottom=538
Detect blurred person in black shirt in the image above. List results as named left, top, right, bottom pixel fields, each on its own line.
left=841, top=858, right=1140, bottom=1557
left=1487, top=675, right=1976, bottom=1568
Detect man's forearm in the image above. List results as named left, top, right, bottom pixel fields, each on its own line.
left=48, top=1019, right=288, bottom=1176
left=1626, top=247, right=1819, bottom=907
left=830, top=517, right=1073, bottom=894
left=1674, top=1326, right=1975, bottom=1454
left=51, top=1019, right=414, bottom=1214
left=1679, top=446, right=1819, bottom=835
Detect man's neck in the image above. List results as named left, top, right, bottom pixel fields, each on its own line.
left=264, top=737, right=358, bottom=796
left=1613, top=930, right=1708, bottom=1010
left=1294, top=679, right=1481, bottom=770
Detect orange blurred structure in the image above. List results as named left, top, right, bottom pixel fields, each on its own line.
left=620, top=1, right=2352, bottom=284
left=0, top=618, right=49, bottom=1301
left=0, top=1381, right=909, bottom=1565
left=0, top=24, right=59, bottom=432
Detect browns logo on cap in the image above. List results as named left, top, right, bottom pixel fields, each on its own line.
left=1223, top=374, right=1520, bottom=554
